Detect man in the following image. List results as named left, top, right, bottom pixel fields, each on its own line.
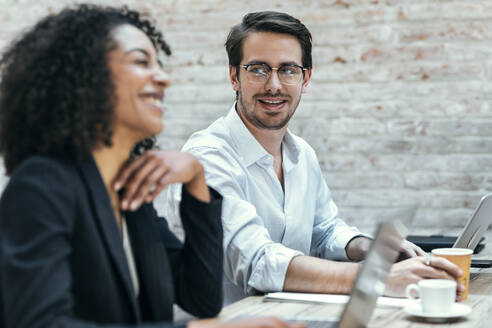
left=114, top=11, right=463, bottom=306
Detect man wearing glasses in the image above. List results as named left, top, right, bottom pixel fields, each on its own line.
left=116, top=11, right=463, bottom=305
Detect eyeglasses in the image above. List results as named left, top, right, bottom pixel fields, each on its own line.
left=240, top=63, right=307, bottom=85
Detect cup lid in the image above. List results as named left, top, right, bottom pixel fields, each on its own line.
left=431, top=248, right=473, bottom=255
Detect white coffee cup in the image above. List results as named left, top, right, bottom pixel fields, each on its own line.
left=405, top=279, right=457, bottom=314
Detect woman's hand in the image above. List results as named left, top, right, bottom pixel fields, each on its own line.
left=188, top=317, right=305, bottom=328
left=113, top=150, right=210, bottom=210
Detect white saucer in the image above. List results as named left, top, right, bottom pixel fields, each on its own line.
left=403, top=301, right=472, bottom=322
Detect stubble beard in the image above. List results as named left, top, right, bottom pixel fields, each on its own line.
left=237, top=86, right=301, bottom=131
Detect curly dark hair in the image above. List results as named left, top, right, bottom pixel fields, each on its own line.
left=0, top=4, right=171, bottom=175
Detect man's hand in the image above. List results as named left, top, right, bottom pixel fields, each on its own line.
left=113, top=150, right=210, bottom=210
left=385, top=256, right=465, bottom=299
left=397, top=240, right=426, bottom=260
left=346, top=237, right=426, bottom=262
left=188, top=317, right=305, bottom=328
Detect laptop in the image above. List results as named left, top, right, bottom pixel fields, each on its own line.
left=231, top=220, right=407, bottom=328
left=407, top=193, right=492, bottom=266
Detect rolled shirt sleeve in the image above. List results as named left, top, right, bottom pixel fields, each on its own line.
left=221, top=193, right=303, bottom=294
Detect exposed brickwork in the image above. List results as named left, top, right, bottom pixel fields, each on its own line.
left=1, top=0, right=492, bottom=235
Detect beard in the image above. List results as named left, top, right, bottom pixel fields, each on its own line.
left=237, top=87, right=301, bottom=130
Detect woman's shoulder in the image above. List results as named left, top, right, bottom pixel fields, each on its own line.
left=5, top=155, right=80, bottom=197
left=0, top=155, right=80, bottom=227
left=10, top=155, right=77, bottom=179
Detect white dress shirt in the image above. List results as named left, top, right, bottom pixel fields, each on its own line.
left=166, top=104, right=363, bottom=305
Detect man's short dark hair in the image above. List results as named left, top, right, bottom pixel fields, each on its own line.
left=225, top=11, right=312, bottom=69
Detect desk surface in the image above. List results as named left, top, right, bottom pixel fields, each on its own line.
left=219, top=232, right=492, bottom=327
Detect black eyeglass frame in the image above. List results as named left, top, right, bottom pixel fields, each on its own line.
left=239, top=63, right=308, bottom=84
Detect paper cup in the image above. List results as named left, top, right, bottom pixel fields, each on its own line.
left=431, top=248, right=473, bottom=301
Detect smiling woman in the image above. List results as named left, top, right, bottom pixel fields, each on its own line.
left=109, top=24, right=170, bottom=142
left=0, top=4, right=223, bottom=328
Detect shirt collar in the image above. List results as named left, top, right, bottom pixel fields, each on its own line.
left=282, top=129, right=300, bottom=171
left=224, top=103, right=268, bottom=167
left=224, top=103, right=300, bottom=168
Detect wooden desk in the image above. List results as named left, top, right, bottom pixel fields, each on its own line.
left=219, top=232, right=492, bottom=327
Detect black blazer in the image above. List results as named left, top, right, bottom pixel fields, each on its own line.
left=0, top=155, right=223, bottom=328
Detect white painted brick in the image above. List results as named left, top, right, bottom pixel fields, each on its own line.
left=315, top=61, right=484, bottom=83
left=440, top=1, right=492, bottom=20
left=324, top=172, right=404, bottom=189
left=166, top=84, right=234, bottom=103
left=404, top=173, right=484, bottom=191
left=396, top=21, right=492, bottom=43
left=318, top=154, right=492, bottom=172
left=387, top=119, right=492, bottom=137
left=314, top=24, right=397, bottom=45
left=168, top=49, right=228, bottom=67
left=168, top=65, right=229, bottom=85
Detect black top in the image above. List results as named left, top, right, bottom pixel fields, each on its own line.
left=0, top=155, right=223, bottom=328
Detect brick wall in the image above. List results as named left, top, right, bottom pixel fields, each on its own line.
left=1, top=0, right=491, bottom=235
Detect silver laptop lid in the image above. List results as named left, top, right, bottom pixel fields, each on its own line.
left=454, top=193, right=492, bottom=250
left=338, top=220, right=407, bottom=328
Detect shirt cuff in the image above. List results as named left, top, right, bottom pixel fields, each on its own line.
left=330, top=229, right=372, bottom=261
left=179, top=185, right=223, bottom=234
left=181, top=184, right=222, bottom=205
left=247, top=244, right=303, bottom=293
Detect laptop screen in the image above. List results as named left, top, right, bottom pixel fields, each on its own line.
left=338, top=221, right=407, bottom=328
left=454, top=193, right=492, bottom=250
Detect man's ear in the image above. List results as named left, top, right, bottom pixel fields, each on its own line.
left=229, top=65, right=239, bottom=92
left=301, top=68, right=312, bottom=94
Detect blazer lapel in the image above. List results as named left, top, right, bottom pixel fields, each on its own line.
left=77, top=156, right=140, bottom=320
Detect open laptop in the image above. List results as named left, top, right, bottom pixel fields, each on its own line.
left=407, top=193, right=492, bottom=267
left=231, top=220, right=407, bottom=328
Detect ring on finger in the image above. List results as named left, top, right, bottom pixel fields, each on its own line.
left=424, top=254, right=431, bottom=266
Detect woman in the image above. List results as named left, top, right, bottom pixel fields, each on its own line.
left=0, top=4, right=300, bottom=328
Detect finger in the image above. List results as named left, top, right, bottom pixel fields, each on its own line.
left=422, top=266, right=456, bottom=281
left=156, top=170, right=182, bottom=190
left=405, top=241, right=426, bottom=256
left=113, top=153, right=150, bottom=191
left=414, top=259, right=458, bottom=281
left=128, top=164, right=170, bottom=210
left=404, top=258, right=447, bottom=279
left=427, top=257, right=463, bottom=278
left=401, top=245, right=417, bottom=258
left=121, top=158, right=161, bottom=210
left=145, top=178, right=169, bottom=203
left=413, top=245, right=426, bottom=256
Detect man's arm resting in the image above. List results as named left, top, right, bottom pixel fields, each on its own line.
left=345, top=236, right=426, bottom=262
left=283, top=255, right=361, bottom=294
